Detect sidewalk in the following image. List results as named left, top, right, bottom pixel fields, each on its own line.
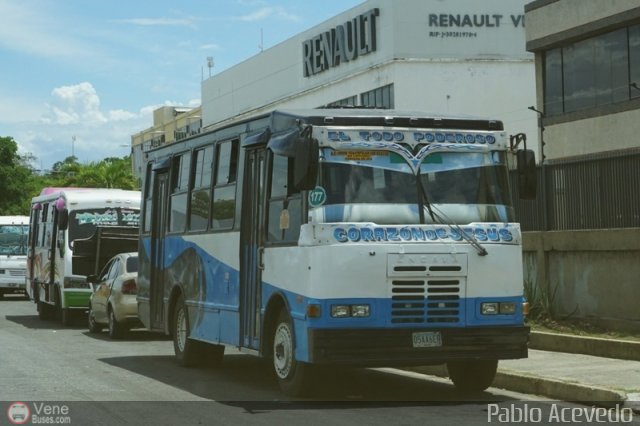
left=407, top=331, right=640, bottom=412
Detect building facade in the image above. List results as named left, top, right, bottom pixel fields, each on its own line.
left=523, top=0, right=640, bottom=331
left=526, top=0, right=640, bottom=160
left=200, top=0, right=539, bottom=157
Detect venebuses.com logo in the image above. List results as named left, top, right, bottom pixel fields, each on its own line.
left=7, top=402, right=30, bottom=425
left=6, top=401, right=72, bottom=424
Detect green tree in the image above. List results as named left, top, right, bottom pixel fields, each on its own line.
left=0, top=136, right=40, bottom=215
left=49, top=156, right=137, bottom=189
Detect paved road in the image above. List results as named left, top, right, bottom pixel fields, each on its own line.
left=2, top=297, right=638, bottom=425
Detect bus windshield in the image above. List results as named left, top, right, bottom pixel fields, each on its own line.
left=68, top=208, right=140, bottom=246
left=311, top=150, right=514, bottom=225
left=0, top=225, right=28, bottom=255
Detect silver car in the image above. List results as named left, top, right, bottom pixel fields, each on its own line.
left=88, top=252, right=140, bottom=339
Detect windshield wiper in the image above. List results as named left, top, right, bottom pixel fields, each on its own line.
left=415, top=172, right=488, bottom=257
left=416, top=170, right=436, bottom=224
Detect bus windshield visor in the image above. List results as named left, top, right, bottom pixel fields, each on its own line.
left=310, top=151, right=514, bottom=225
left=0, top=225, right=28, bottom=255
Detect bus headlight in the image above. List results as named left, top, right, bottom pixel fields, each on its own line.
left=351, top=304, right=370, bottom=317
left=481, top=302, right=499, bottom=315
left=499, top=302, right=516, bottom=314
left=330, top=304, right=371, bottom=318
left=331, top=305, right=350, bottom=318
left=481, top=302, right=517, bottom=315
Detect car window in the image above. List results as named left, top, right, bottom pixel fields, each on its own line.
left=107, top=258, right=121, bottom=280
left=126, top=256, right=138, bottom=273
left=98, top=259, right=114, bottom=281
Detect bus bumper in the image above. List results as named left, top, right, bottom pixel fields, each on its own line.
left=307, top=326, right=529, bottom=366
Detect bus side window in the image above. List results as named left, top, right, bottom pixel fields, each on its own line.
left=190, top=146, right=213, bottom=231
left=143, top=163, right=154, bottom=234
left=267, top=152, right=301, bottom=243
left=38, top=204, right=49, bottom=247
left=169, top=152, right=190, bottom=233
left=211, top=139, right=238, bottom=230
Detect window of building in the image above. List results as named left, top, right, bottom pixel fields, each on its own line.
left=360, top=84, right=394, bottom=109
left=325, top=95, right=358, bottom=108
left=544, top=27, right=632, bottom=116
left=190, top=146, right=213, bottom=231
left=544, top=48, right=563, bottom=116
left=266, top=153, right=301, bottom=243
left=169, top=152, right=190, bottom=233
left=212, top=140, right=239, bottom=229
left=629, top=24, right=640, bottom=99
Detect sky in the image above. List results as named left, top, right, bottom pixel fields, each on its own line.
left=0, top=0, right=364, bottom=171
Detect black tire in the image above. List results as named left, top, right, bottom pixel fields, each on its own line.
left=0, top=292, right=4, bottom=299
left=53, top=286, right=65, bottom=324
left=61, top=308, right=71, bottom=326
left=108, top=307, right=125, bottom=339
left=272, top=309, right=315, bottom=396
left=446, top=359, right=498, bottom=393
left=173, top=294, right=205, bottom=367
left=88, top=306, right=103, bottom=333
left=37, top=301, right=51, bottom=320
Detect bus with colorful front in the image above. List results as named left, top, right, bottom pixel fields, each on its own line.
left=27, top=188, right=141, bottom=325
left=137, top=109, right=535, bottom=396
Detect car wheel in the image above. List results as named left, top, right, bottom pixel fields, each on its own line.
left=108, top=307, right=124, bottom=339
left=88, top=306, right=103, bottom=333
left=272, top=309, right=315, bottom=396
left=447, top=359, right=498, bottom=393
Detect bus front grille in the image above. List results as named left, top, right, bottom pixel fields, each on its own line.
left=426, top=279, right=461, bottom=323
left=387, top=253, right=467, bottom=325
left=391, top=280, right=425, bottom=324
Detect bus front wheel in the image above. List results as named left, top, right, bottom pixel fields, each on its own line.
left=272, top=309, right=315, bottom=396
left=446, top=359, right=498, bottom=393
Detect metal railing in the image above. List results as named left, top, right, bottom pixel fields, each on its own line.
left=510, top=148, right=640, bottom=231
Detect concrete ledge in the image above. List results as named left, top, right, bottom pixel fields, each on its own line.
left=530, top=331, right=640, bottom=361
left=405, top=365, right=631, bottom=410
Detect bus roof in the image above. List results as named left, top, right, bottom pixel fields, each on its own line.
left=0, top=216, right=30, bottom=225
left=270, top=109, right=504, bottom=132
left=31, top=188, right=141, bottom=210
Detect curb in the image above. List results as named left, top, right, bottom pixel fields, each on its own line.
left=404, top=365, right=636, bottom=412
left=530, top=331, right=640, bottom=361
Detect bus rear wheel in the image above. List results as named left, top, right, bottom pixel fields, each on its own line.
left=446, top=359, right=498, bottom=393
left=272, top=309, right=315, bottom=396
left=173, top=294, right=202, bottom=367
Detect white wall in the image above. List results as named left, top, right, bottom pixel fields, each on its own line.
left=201, top=0, right=538, bottom=157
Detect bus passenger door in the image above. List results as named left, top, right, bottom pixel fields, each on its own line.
left=150, top=171, right=169, bottom=330
left=240, top=148, right=266, bottom=349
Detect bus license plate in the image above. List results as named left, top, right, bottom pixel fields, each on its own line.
left=412, top=331, right=442, bottom=348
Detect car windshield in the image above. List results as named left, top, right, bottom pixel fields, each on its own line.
left=0, top=224, right=28, bottom=255
left=310, top=150, right=514, bottom=225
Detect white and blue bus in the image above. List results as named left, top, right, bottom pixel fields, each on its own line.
left=137, top=109, right=535, bottom=396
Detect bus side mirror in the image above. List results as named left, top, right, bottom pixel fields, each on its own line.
left=58, top=208, right=69, bottom=230
left=293, top=137, right=319, bottom=191
left=517, top=149, right=537, bottom=199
